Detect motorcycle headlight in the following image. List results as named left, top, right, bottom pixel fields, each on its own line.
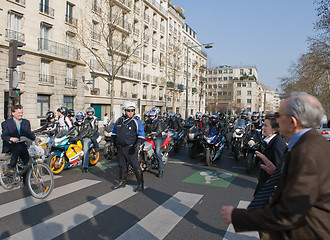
left=189, top=133, right=195, bottom=140
left=248, top=140, right=255, bottom=147
left=235, top=129, right=243, bottom=135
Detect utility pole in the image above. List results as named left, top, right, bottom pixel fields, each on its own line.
left=7, top=40, right=25, bottom=118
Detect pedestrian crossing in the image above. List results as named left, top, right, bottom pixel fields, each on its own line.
left=0, top=177, right=257, bottom=240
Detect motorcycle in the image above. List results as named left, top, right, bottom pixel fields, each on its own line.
left=103, top=122, right=117, bottom=160
left=242, top=126, right=264, bottom=174
left=203, top=127, right=226, bottom=166
left=187, top=126, right=204, bottom=159
left=47, top=132, right=101, bottom=174
left=139, top=132, right=171, bottom=171
left=231, top=119, right=246, bottom=161
left=169, top=129, right=185, bottom=153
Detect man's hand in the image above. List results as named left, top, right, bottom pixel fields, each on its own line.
left=256, top=151, right=276, bottom=175
left=9, top=137, right=19, bottom=143
left=221, top=206, right=235, bottom=224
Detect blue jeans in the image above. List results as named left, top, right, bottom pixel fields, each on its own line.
left=82, top=138, right=92, bottom=168
left=154, top=138, right=163, bottom=171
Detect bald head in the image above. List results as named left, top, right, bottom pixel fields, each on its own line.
left=283, top=92, right=324, bottom=129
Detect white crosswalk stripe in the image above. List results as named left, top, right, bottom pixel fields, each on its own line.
left=0, top=179, right=100, bottom=219
left=116, top=192, right=203, bottom=240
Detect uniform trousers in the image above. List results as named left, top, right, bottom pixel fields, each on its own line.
left=117, top=145, right=141, bottom=172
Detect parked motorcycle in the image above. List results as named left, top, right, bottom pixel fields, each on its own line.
left=47, top=132, right=101, bottom=174
left=103, top=122, right=117, bottom=160
left=203, top=128, right=226, bottom=166
left=242, top=126, right=264, bottom=174
left=232, top=119, right=246, bottom=161
left=139, top=132, right=171, bottom=171
left=187, top=126, right=204, bottom=159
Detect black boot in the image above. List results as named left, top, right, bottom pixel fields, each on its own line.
left=134, top=170, right=144, bottom=192
left=112, top=170, right=127, bottom=190
left=158, top=171, right=163, bottom=178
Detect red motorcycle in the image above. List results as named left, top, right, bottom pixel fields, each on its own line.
left=139, top=131, right=172, bottom=171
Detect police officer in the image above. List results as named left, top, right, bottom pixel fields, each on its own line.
left=144, top=109, right=164, bottom=178
left=111, top=100, right=145, bottom=192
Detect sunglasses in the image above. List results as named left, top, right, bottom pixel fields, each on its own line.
left=126, top=109, right=135, bottom=112
left=274, top=112, right=291, bottom=118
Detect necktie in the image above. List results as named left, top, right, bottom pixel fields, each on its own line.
left=248, top=148, right=288, bottom=209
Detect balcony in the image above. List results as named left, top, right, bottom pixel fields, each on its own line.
left=90, top=59, right=105, bottom=72
left=143, top=53, right=149, bottom=62
left=91, top=31, right=101, bottom=41
left=39, top=74, right=54, bottom=85
left=65, top=15, right=78, bottom=27
left=92, top=3, right=101, bottom=14
left=152, top=19, right=158, bottom=29
left=160, top=24, right=165, bottom=34
left=8, top=0, right=25, bottom=5
left=160, top=42, right=165, bottom=51
left=143, top=32, right=149, bottom=42
left=39, top=3, right=54, bottom=17
left=91, top=88, right=100, bottom=95
left=113, top=40, right=129, bottom=55
left=167, top=81, right=174, bottom=88
left=114, top=0, right=132, bottom=11
left=144, top=13, right=150, bottom=23
left=152, top=38, right=157, bottom=47
left=6, top=69, right=25, bottom=82
left=65, top=78, right=77, bottom=88
left=110, top=16, right=131, bottom=33
left=134, top=5, right=140, bottom=14
left=5, top=29, right=25, bottom=42
left=152, top=57, right=157, bottom=65
left=38, top=38, right=80, bottom=61
left=177, top=84, right=185, bottom=91
left=133, top=27, right=139, bottom=35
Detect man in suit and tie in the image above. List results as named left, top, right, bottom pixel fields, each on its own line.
left=221, top=92, right=330, bottom=240
left=1, top=104, right=35, bottom=170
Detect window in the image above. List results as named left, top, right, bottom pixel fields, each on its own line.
left=66, top=2, right=75, bottom=25
left=218, top=91, right=222, bottom=96
left=237, top=90, right=241, bottom=96
left=7, top=11, right=24, bottom=41
left=223, top=77, right=227, bottom=81
left=237, top=83, right=241, bottom=87
left=223, top=92, right=227, bottom=96
left=40, top=0, right=54, bottom=16
left=247, top=107, right=251, bottom=112
left=229, top=76, right=233, bottom=80
left=40, top=23, right=52, bottom=50
left=63, top=96, right=74, bottom=109
left=218, top=84, right=222, bottom=88
left=223, top=84, right=228, bottom=88
left=208, top=92, right=212, bottom=96
left=229, top=69, right=233, bottom=73
left=247, top=90, right=252, bottom=96
left=37, top=94, right=50, bottom=118
left=218, top=70, right=222, bottom=74
left=40, top=60, right=50, bottom=82
left=242, top=83, right=246, bottom=87
left=92, top=21, right=100, bottom=41
left=218, top=77, right=222, bottom=81
left=237, top=99, right=241, bottom=104
left=223, top=69, right=228, bottom=74
left=249, top=69, right=253, bottom=75
left=213, top=84, right=217, bottom=88
left=247, top=83, right=252, bottom=87
left=247, top=99, right=252, bottom=104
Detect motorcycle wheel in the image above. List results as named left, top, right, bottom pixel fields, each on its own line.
left=205, top=148, right=211, bottom=166
left=47, top=155, right=65, bottom=175
left=188, top=144, right=195, bottom=159
left=246, top=152, right=254, bottom=174
left=89, top=148, right=99, bottom=166
left=234, top=142, right=241, bottom=161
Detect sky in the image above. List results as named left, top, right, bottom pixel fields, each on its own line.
left=171, top=0, right=319, bottom=90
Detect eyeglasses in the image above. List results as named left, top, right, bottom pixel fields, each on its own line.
left=126, top=109, right=135, bottom=112
left=274, top=112, right=291, bottom=118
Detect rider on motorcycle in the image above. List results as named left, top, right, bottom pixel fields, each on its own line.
left=71, top=107, right=99, bottom=173
left=33, top=111, right=58, bottom=136
left=144, top=109, right=164, bottom=178
left=68, top=109, right=75, bottom=124
left=251, top=111, right=263, bottom=130
left=57, top=106, right=73, bottom=133
left=168, top=112, right=182, bottom=133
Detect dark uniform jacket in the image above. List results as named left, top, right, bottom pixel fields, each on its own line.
left=232, top=129, right=330, bottom=240
left=1, top=117, right=35, bottom=153
left=144, top=118, right=163, bottom=139
left=72, top=116, right=99, bottom=141
left=112, top=116, right=145, bottom=146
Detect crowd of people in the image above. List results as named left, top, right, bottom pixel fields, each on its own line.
left=1, top=92, right=329, bottom=239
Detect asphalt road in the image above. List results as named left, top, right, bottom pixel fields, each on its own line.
left=0, top=146, right=260, bottom=240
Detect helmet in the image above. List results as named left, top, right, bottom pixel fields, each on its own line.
left=68, top=109, right=75, bottom=117
left=163, top=112, right=168, bottom=118
left=135, top=113, right=141, bottom=119
left=176, top=113, right=182, bottom=119
left=152, top=107, right=161, bottom=115
left=144, top=111, right=149, bottom=118
left=169, top=112, right=176, bottom=118
left=75, top=111, right=85, bottom=125
left=86, top=107, right=95, bottom=119
left=46, top=111, right=55, bottom=121
left=211, top=113, right=218, bottom=120
left=189, top=115, right=193, bottom=119
left=252, top=111, right=260, bottom=122
left=195, top=112, right=202, bottom=120
left=148, top=109, right=158, bottom=122
left=122, top=100, right=136, bottom=116
left=219, top=112, right=225, bottom=120
left=57, top=106, right=68, bottom=116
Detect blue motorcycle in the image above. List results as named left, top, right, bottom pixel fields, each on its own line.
left=203, top=127, right=226, bottom=166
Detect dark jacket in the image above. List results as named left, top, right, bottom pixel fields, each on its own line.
left=232, top=129, right=330, bottom=240
left=1, top=117, right=35, bottom=153
left=254, top=134, right=287, bottom=195
left=72, top=116, right=98, bottom=141
left=112, top=116, right=145, bottom=146
left=33, top=120, right=58, bottom=136
left=144, top=118, right=163, bottom=139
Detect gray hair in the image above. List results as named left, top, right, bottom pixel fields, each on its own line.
left=284, top=92, right=324, bottom=128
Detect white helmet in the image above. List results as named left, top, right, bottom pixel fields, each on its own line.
left=122, top=100, right=136, bottom=116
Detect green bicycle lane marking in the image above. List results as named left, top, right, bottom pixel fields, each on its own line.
left=72, top=162, right=118, bottom=172
left=183, top=170, right=238, bottom=188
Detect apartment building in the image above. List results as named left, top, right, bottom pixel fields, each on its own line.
left=0, top=0, right=207, bottom=128
left=205, top=65, right=259, bottom=114
left=259, top=84, right=281, bottom=112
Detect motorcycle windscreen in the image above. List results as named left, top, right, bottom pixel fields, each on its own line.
left=66, top=145, right=84, bottom=163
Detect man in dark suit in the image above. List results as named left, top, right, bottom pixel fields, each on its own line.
left=221, top=92, right=330, bottom=240
left=1, top=104, right=35, bottom=170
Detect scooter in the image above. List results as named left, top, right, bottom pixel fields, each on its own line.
left=47, top=132, right=101, bottom=174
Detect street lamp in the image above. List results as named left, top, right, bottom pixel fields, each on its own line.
left=185, top=42, right=213, bottom=120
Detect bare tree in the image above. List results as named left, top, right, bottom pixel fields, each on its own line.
left=77, top=0, right=141, bottom=119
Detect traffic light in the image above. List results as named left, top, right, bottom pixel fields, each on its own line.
left=8, top=40, right=26, bottom=68
left=10, top=88, right=20, bottom=98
